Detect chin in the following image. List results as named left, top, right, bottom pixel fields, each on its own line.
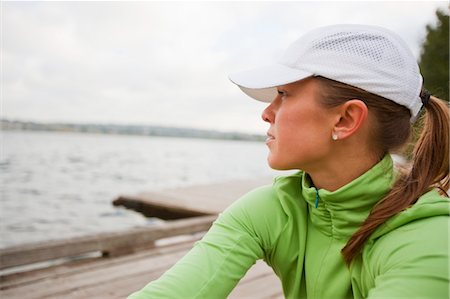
left=267, top=157, right=296, bottom=171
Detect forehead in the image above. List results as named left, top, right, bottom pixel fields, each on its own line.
left=278, top=77, right=316, bottom=91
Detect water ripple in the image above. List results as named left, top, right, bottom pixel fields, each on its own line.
left=1, top=130, right=283, bottom=248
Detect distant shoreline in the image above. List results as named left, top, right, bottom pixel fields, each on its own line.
left=0, top=119, right=265, bottom=142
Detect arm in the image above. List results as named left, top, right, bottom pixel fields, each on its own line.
left=128, top=185, right=283, bottom=299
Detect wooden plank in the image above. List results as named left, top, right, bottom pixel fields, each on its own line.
left=1, top=239, right=282, bottom=299
left=42, top=253, right=186, bottom=299
left=0, top=215, right=216, bottom=270
left=0, top=238, right=198, bottom=291
left=40, top=255, right=279, bottom=299
left=0, top=245, right=189, bottom=299
left=72, top=260, right=280, bottom=299
left=113, top=177, right=273, bottom=219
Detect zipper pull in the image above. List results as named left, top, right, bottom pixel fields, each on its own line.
left=314, top=188, right=320, bottom=208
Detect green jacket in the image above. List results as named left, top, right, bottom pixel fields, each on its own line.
left=128, top=155, right=449, bottom=299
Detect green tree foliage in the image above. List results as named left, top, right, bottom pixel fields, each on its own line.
left=419, top=8, right=449, bottom=101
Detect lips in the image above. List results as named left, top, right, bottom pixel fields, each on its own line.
left=266, top=132, right=275, bottom=144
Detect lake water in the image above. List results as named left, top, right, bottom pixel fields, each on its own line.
left=0, top=130, right=284, bottom=248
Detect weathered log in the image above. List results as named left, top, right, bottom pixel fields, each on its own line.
left=0, top=215, right=216, bottom=270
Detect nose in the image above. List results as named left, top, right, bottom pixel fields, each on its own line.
left=262, top=102, right=275, bottom=123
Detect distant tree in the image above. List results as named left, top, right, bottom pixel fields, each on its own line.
left=419, top=8, right=449, bottom=101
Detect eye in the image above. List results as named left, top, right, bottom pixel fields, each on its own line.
left=277, top=89, right=287, bottom=97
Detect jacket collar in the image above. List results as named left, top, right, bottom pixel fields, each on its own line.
left=301, top=155, right=394, bottom=239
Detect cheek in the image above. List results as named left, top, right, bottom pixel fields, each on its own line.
left=279, top=110, right=322, bottom=143
left=272, top=110, right=332, bottom=165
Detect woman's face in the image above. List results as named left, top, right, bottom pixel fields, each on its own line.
left=262, top=78, right=337, bottom=172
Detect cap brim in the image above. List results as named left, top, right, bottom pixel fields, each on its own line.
left=229, top=64, right=312, bottom=102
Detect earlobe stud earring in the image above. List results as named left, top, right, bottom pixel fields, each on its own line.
left=332, top=133, right=338, bottom=141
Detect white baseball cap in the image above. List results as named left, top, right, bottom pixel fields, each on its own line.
left=229, top=24, right=423, bottom=120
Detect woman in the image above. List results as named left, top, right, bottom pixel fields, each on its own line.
left=129, top=24, right=449, bottom=299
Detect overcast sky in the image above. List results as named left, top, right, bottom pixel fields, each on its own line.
left=2, top=1, right=447, bottom=134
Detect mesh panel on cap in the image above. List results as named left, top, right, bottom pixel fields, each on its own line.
left=292, top=27, right=423, bottom=118
left=311, top=32, right=405, bottom=69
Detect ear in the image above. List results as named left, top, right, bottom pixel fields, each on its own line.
left=333, top=100, right=369, bottom=140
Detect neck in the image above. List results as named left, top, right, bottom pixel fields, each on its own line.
left=308, top=151, right=382, bottom=192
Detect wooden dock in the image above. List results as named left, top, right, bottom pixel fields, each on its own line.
left=113, top=177, right=273, bottom=219
left=1, top=177, right=282, bottom=298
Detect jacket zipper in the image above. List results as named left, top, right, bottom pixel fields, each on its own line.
left=314, top=188, right=320, bottom=208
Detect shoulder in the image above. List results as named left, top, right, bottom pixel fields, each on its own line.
left=225, top=171, right=304, bottom=217
left=363, top=189, right=449, bottom=275
left=217, top=172, right=306, bottom=249
left=360, top=213, right=448, bottom=298
left=367, top=215, right=448, bottom=262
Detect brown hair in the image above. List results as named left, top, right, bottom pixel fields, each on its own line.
left=315, top=76, right=450, bottom=265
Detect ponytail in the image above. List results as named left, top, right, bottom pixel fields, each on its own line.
left=341, top=96, right=450, bottom=265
